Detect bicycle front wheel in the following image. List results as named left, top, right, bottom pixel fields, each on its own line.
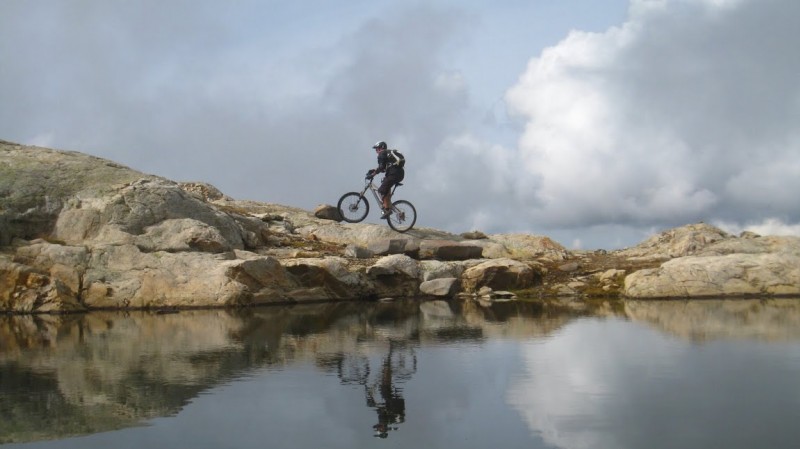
left=387, top=200, right=417, bottom=232
left=337, top=192, right=370, bottom=223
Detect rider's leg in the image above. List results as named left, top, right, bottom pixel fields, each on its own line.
left=378, top=178, right=394, bottom=217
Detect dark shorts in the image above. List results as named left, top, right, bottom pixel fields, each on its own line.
left=378, top=169, right=404, bottom=196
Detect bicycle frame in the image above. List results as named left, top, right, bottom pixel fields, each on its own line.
left=359, top=177, right=400, bottom=207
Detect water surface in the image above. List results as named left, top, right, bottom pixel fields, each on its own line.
left=2, top=298, right=800, bottom=448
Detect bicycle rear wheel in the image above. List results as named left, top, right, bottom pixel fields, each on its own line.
left=387, top=200, right=416, bottom=232
left=337, top=192, right=369, bottom=223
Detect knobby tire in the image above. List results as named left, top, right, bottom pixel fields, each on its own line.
left=387, top=200, right=417, bottom=232
left=337, top=192, right=369, bottom=223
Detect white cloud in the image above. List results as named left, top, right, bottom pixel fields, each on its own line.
left=508, top=320, right=684, bottom=449
left=498, top=0, right=800, bottom=241
left=716, top=218, right=800, bottom=238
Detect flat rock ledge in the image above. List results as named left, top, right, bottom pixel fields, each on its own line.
left=2, top=141, right=799, bottom=313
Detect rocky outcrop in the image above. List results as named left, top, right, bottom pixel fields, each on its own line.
left=623, top=235, right=800, bottom=298
left=2, top=140, right=799, bottom=312
left=616, top=222, right=732, bottom=260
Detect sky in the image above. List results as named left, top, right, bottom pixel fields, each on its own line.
left=2, top=0, right=799, bottom=249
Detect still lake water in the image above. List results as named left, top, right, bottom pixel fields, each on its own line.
left=2, top=298, right=800, bottom=449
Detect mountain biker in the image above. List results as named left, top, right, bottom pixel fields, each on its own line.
left=366, top=141, right=405, bottom=219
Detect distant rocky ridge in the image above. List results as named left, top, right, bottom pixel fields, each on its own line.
left=2, top=140, right=799, bottom=313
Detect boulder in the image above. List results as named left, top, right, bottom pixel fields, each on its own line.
left=419, top=240, right=483, bottom=260
left=299, top=222, right=416, bottom=247
left=419, top=260, right=470, bottom=282
left=366, top=254, right=420, bottom=297
left=460, top=231, right=488, bottom=240
left=419, top=278, right=459, bottom=297
left=476, top=234, right=569, bottom=261
left=313, top=204, right=342, bottom=221
left=461, top=258, right=539, bottom=292
left=367, top=254, right=419, bottom=279
left=344, top=244, right=374, bottom=259
left=368, top=239, right=420, bottom=257
left=557, top=262, right=579, bottom=272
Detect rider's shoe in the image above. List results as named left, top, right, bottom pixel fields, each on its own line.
left=380, top=208, right=392, bottom=219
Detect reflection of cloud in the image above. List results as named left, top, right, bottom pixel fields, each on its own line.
left=508, top=316, right=800, bottom=449
left=507, top=319, right=683, bottom=449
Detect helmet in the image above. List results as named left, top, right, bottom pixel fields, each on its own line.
left=372, top=141, right=387, bottom=150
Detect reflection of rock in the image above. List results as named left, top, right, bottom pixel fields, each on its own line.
left=457, top=299, right=577, bottom=340
left=419, top=300, right=455, bottom=319
left=0, top=297, right=594, bottom=443
left=0, top=310, right=250, bottom=444
left=624, top=299, right=800, bottom=342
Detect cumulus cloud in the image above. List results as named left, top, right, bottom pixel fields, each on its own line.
left=499, top=0, right=800, bottom=239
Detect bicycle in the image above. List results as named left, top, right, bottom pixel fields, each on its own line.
left=337, top=175, right=417, bottom=232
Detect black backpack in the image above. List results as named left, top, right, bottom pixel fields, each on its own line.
left=389, top=149, right=405, bottom=168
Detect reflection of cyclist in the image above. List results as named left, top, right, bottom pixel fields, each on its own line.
left=366, top=141, right=405, bottom=219
left=366, top=348, right=406, bottom=438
